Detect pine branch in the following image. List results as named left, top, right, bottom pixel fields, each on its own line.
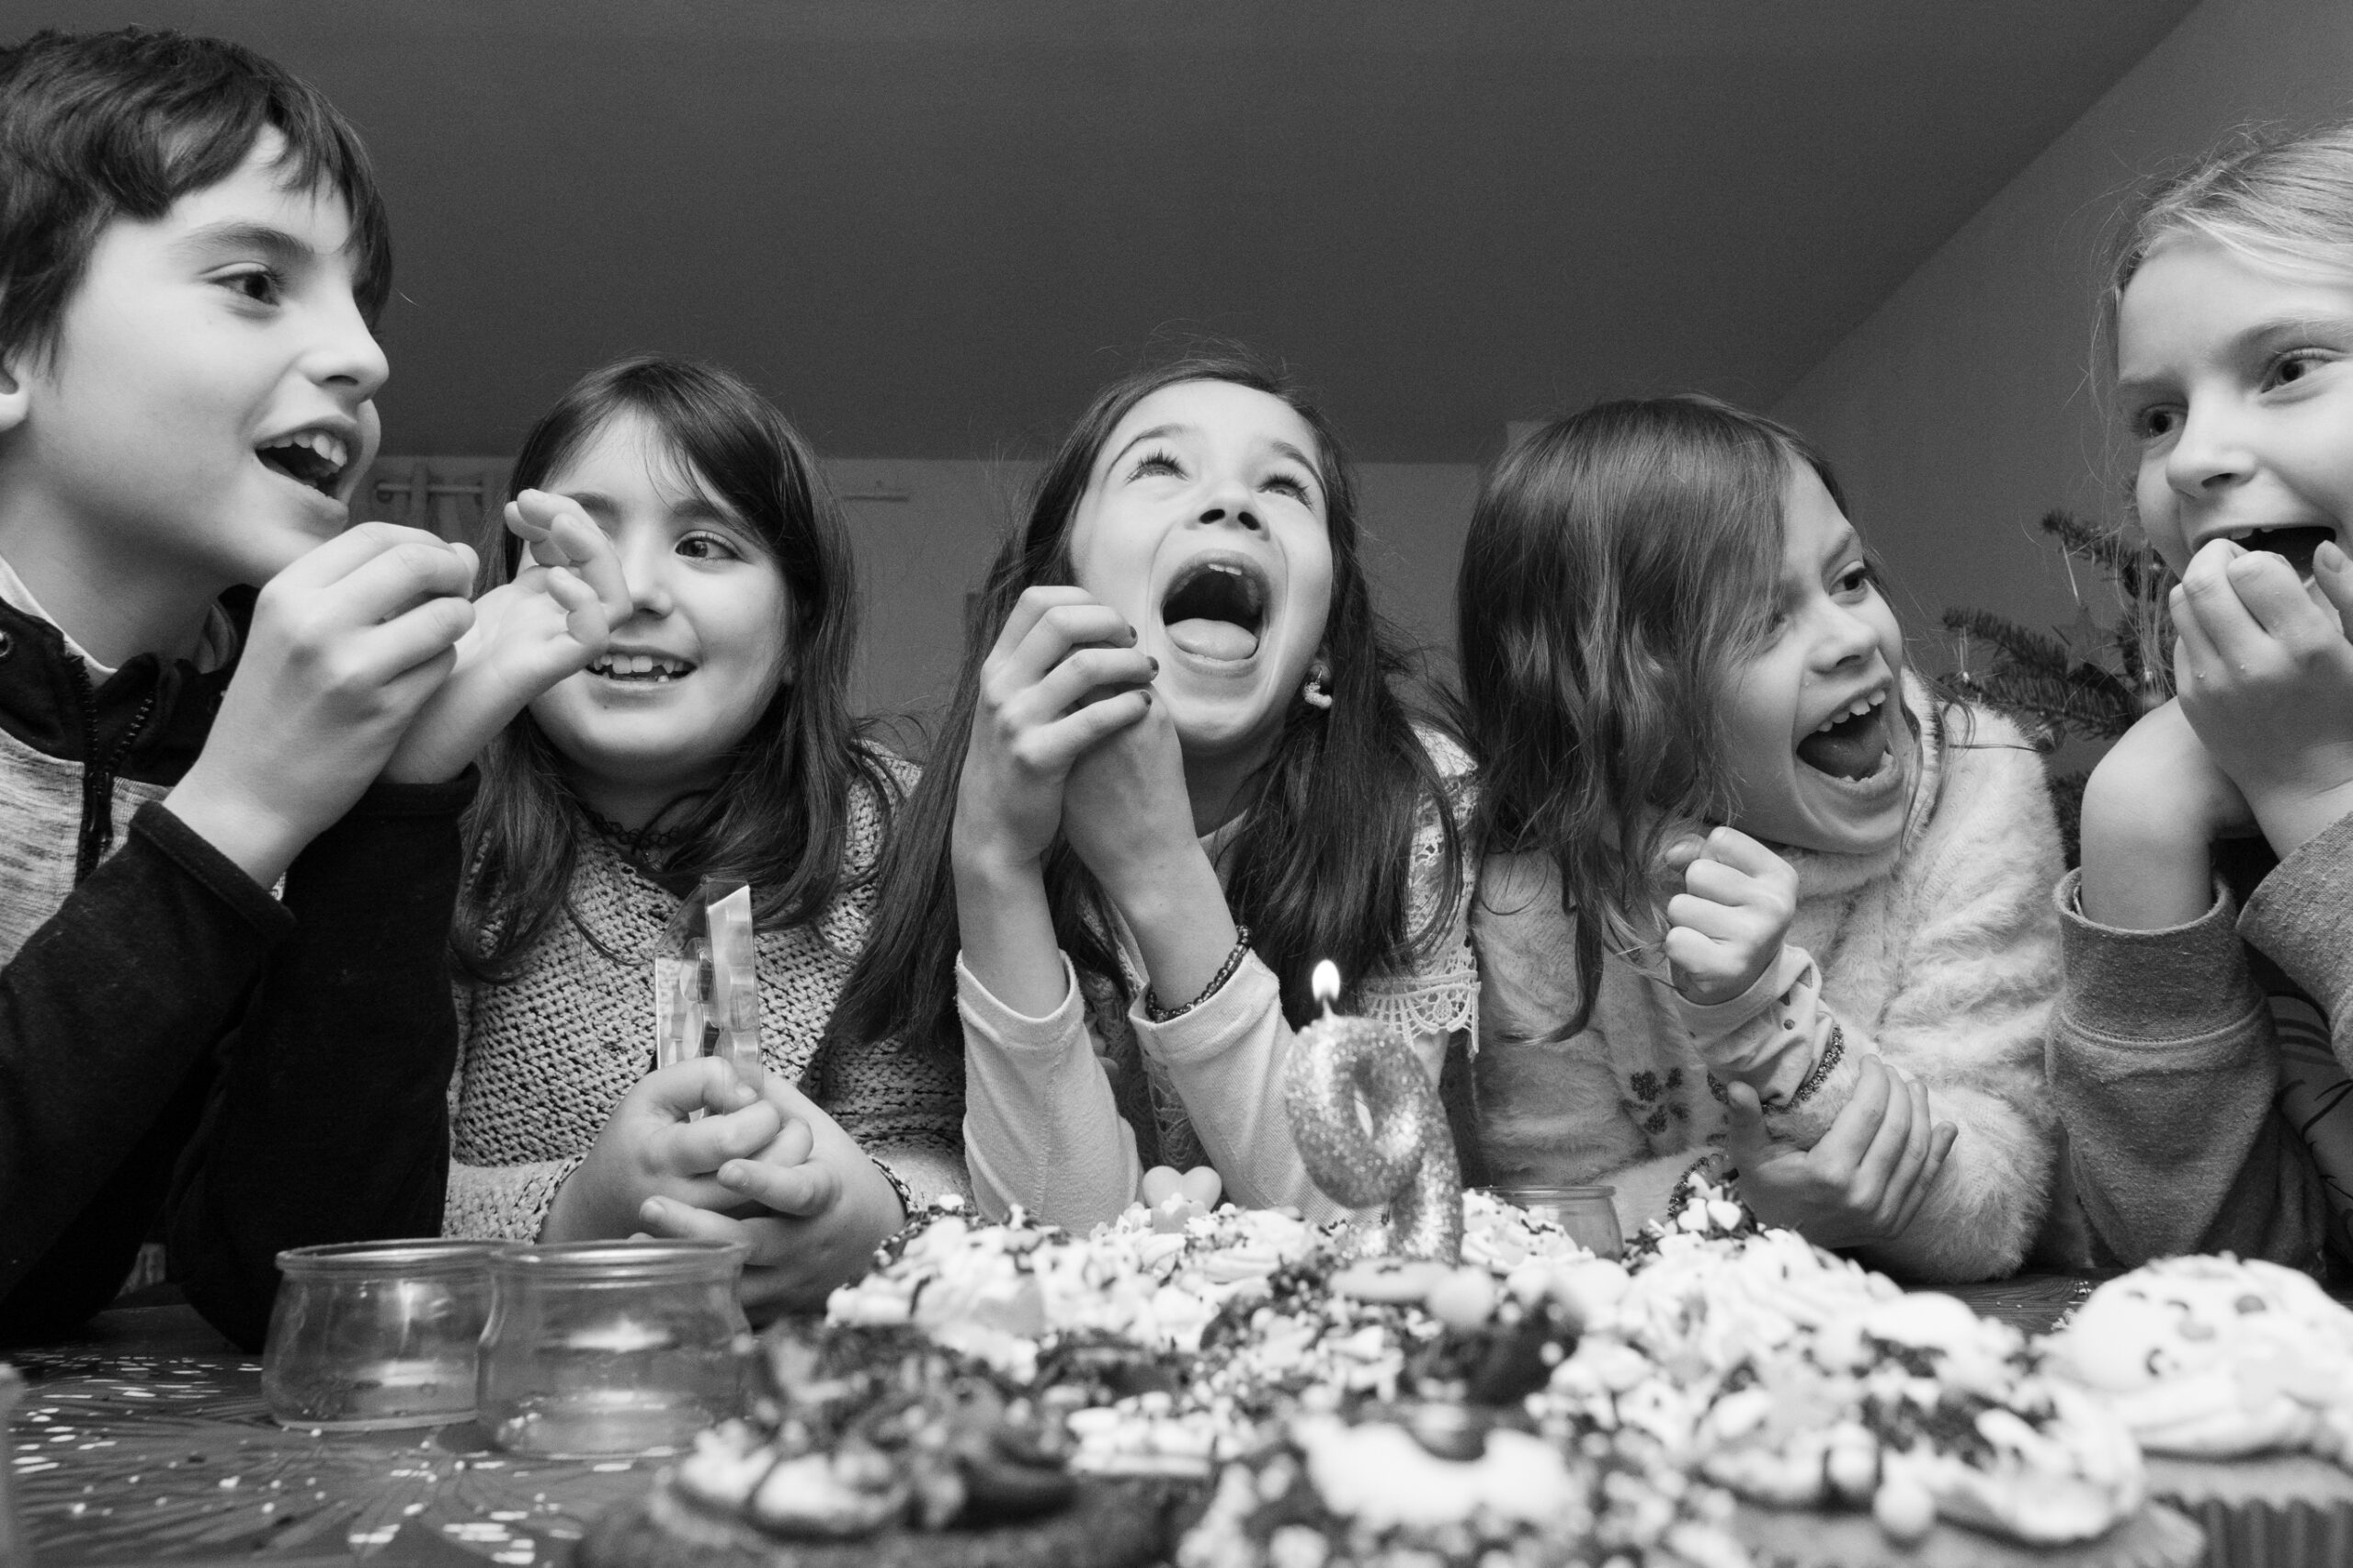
left=1956, top=665, right=2144, bottom=742
left=1939, top=608, right=2075, bottom=678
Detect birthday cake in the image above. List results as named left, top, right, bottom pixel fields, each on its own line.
left=585, top=971, right=2210, bottom=1568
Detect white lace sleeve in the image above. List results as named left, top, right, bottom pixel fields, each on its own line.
left=1360, top=730, right=1480, bottom=1043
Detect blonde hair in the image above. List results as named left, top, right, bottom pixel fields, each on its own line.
left=2114, top=119, right=2353, bottom=295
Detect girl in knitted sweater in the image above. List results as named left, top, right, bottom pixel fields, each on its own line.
left=442, top=357, right=961, bottom=1312
left=831, top=353, right=1475, bottom=1228
left=1460, top=395, right=2063, bottom=1284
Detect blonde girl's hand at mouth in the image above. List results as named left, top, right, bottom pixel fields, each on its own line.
left=507, top=487, right=633, bottom=630
left=2171, top=536, right=2353, bottom=859
left=1662, top=825, right=1799, bottom=1006
left=634, top=1074, right=915, bottom=1318
left=1726, top=1054, right=1956, bottom=1250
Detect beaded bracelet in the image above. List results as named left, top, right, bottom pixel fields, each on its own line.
left=1787, top=1021, right=1847, bottom=1108
left=870, top=1158, right=915, bottom=1227
left=1143, top=926, right=1254, bottom=1024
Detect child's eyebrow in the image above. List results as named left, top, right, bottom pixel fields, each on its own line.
left=1266, top=439, right=1321, bottom=480
left=1106, top=424, right=1188, bottom=469
left=172, top=220, right=318, bottom=271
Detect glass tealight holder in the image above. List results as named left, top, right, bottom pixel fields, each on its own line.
left=1475, top=1185, right=1624, bottom=1259
left=263, top=1239, right=497, bottom=1431
left=478, top=1239, right=750, bottom=1459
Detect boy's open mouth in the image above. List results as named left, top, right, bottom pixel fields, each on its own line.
left=1160, top=557, right=1269, bottom=662
left=589, top=652, right=696, bottom=683
left=254, top=429, right=354, bottom=498
left=1796, top=689, right=1893, bottom=782
left=2234, top=524, right=2336, bottom=576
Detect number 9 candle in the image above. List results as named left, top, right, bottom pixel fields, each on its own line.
left=1284, top=960, right=1463, bottom=1263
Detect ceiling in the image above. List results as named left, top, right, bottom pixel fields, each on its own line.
left=22, top=1, right=2201, bottom=460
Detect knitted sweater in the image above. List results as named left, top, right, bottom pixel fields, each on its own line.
left=958, top=731, right=1481, bottom=1228
left=443, top=763, right=964, bottom=1242
left=1471, top=684, right=2063, bottom=1284
left=2049, top=808, right=2353, bottom=1274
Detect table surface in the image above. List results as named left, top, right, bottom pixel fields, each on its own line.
left=5, top=1274, right=2111, bottom=1567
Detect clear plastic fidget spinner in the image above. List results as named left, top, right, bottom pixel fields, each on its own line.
left=654, top=880, right=759, bottom=1074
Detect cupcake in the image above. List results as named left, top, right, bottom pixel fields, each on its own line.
left=2044, top=1256, right=2353, bottom=1568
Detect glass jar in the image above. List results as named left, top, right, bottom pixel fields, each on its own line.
left=478, top=1239, right=749, bottom=1459
left=263, top=1239, right=496, bottom=1430
left=1475, top=1185, right=1624, bottom=1259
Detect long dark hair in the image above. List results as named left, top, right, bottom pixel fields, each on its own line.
left=1457, top=393, right=1844, bottom=1036
left=830, top=350, right=1462, bottom=1058
left=456, top=354, right=898, bottom=978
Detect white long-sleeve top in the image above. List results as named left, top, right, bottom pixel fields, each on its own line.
left=1471, top=682, right=2064, bottom=1284
left=959, top=733, right=1480, bottom=1228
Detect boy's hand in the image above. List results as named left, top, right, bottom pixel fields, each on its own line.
left=507, top=490, right=631, bottom=630
left=2079, top=697, right=2254, bottom=930
left=2172, top=537, right=2353, bottom=858
left=1727, top=1054, right=1955, bottom=1248
left=164, top=523, right=476, bottom=889
left=1663, top=826, right=1797, bottom=1005
left=635, top=1074, right=910, bottom=1319
left=381, top=564, right=608, bottom=783
left=541, top=1058, right=783, bottom=1243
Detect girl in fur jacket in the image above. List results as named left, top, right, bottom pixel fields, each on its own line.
left=1458, top=394, right=2063, bottom=1284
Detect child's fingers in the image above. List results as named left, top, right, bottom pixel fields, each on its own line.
left=1656, top=834, right=1709, bottom=877
left=991, top=586, right=1117, bottom=665
left=351, top=596, right=478, bottom=684
left=2177, top=542, right=2271, bottom=662
left=270, top=519, right=443, bottom=596
left=1692, top=825, right=1788, bottom=880
left=1872, top=1071, right=1935, bottom=1229
left=1890, top=1121, right=1958, bottom=1236
left=1028, top=646, right=1158, bottom=720
left=2314, top=540, right=2353, bottom=631
left=745, top=1114, right=817, bottom=1170
left=718, top=1154, right=842, bottom=1219
left=2169, top=586, right=2222, bottom=687
left=539, top=567, right=611, bottom=652
left=540, top=509, right=631, bottom=626
left=1809, top=1054, right=1892, bottom=1174
left=634, top=1057, right=761, bottom=1120
left=1845, top=1062, right=1917, bottom=1215
left=1679, top=857, right=1771, bottom=912
left=2222, top=548, right=2328, bottom=639
left=1034, top=688, right=1154, bottom=762
left=1722, top=1081, right=1774, bottom=1171
left=1004, top=602, right=1137, bottom=687
left=665, top=1100, right=786, bottom=1175
left=637, top=1199, right=790, bottom=1265
left=318, top=536, right=481, bottom=629
left=1663, top=892, right=1751, bottom=945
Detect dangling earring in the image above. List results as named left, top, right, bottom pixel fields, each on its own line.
left=1302, top=658, right=1335, bottom=710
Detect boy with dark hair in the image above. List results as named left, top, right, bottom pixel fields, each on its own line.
left=0, top=28, right=610, bottom=1346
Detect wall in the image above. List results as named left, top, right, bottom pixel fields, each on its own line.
left=1772, top=0, right=2353, bottom=660
left=820, top=459, right=1481, bottom=725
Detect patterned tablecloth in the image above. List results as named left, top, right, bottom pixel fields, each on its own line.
left=3, top=1274, right=2121, bottom=1565
left=7, top=1305, right=655, bottom=1567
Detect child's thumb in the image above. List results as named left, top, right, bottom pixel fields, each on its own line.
left=2314, top=539, right=2353, bottom=632
left=644, top=1056, right=756, bottom=1119
left=1724, top=1081, right=1770, bottom=1160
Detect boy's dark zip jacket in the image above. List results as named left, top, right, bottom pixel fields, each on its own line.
left=0, top=594, right=469, bottom=1349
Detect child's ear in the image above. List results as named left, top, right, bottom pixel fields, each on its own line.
left=0, top=347, right=30, bottom=437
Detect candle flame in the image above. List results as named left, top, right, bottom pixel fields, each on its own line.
left=1311, top=960, right=1341, bottom=1010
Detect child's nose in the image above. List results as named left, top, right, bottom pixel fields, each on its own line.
left=302, top=293, right=390, bottom=403
left=619, top=541, right=676, bottom=618
left=1197, top=478, right=1264, bottom=532
left=2165, top=403, right=2255, bottom=499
